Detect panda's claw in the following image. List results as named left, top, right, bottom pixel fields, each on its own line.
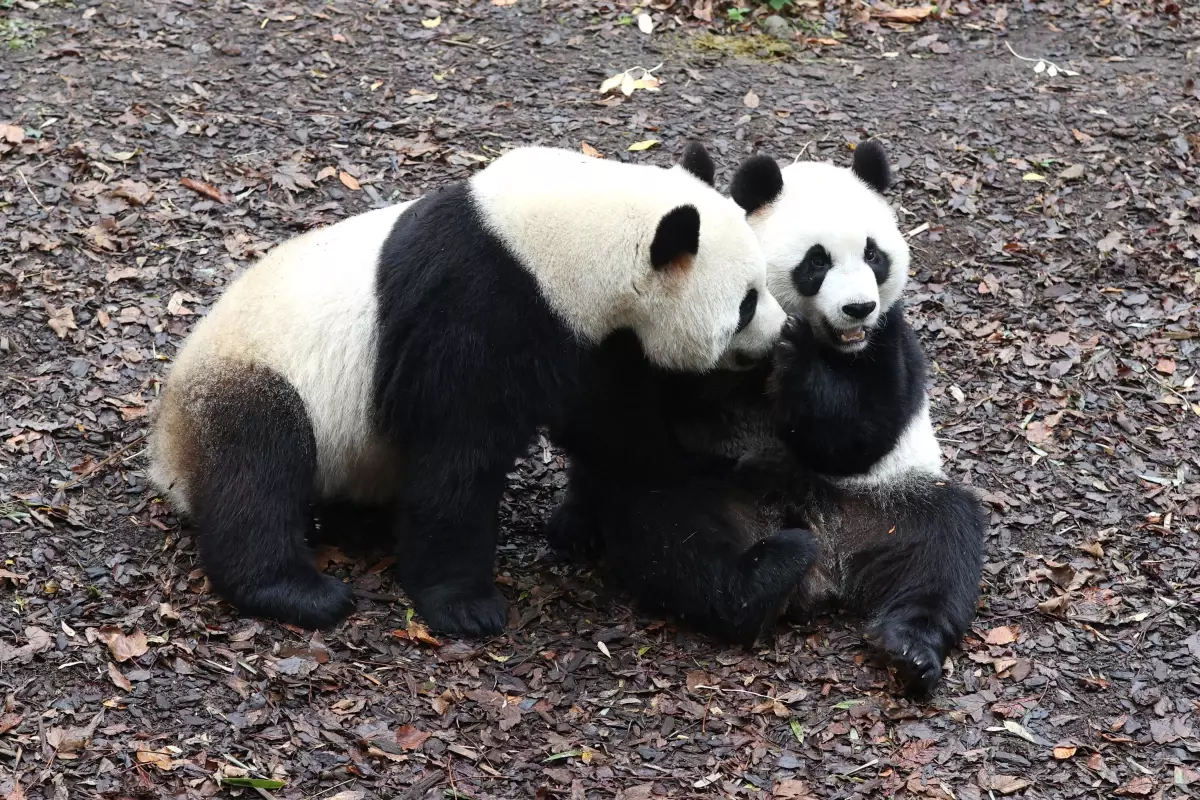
left=411, top=581, right=508, bottom=639
left=865, top=611, right=953, bottom=698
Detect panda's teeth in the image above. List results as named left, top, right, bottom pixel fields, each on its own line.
left=839, top=328, right=866, bottom=343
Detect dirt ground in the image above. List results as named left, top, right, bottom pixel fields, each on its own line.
left=1, top=0, right=1199, bottom=798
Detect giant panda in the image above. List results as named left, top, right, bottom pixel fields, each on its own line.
left=547, top=142, right=986, bottom=695
left=147, top=145, right=788, bottom=637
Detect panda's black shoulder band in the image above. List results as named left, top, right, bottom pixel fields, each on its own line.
left=730, top=155, right=783, bottom=215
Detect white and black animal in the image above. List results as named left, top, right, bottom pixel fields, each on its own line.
left=548, top=142, right=986, bottom=695
left=148, top=144, right=787, bottom=637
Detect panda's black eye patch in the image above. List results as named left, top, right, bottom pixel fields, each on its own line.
left=792, top=244, right=831, bottom=297
left=864, top=237, right=891, bottom=285
left=735, top=287, right=758, bottom=333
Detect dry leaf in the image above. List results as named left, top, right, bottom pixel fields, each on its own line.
left=627, top=139, right=659, bottom=152
left=108, top=661, right=133, bottom=692
left=580, top=142, right=602, bottom=158
left=773, top=780, right=813, bottom=799
left=1024, top=421, right=1051, bottom=445
left=180, top=177, right=232, bottom=204
left=135, top=749, right=176, bottom=771
left=395, top=724, right=431, bottom=751
left=0, top=627, right=52, bottom=664
left=392, top=621, right=442, bottom=647
left=1097, top=230, right=1122, bottom=253
left=492, top=0, right=518, bottom=5
left=166, top=292, right=193, bottom=317
left=987, top=775, right=1030, bottom=795
left=403, top=91, right=438, bottom=105
left=637, top=13, right=653, bottom=34
left=47, top=305, right=76, bottom=339
left=98, top=627, right=149, bottom=662
left=421, top=15, right=441, bottom=28
left=110, top=179, right=154, bottom=205
left=339, top=172, right=362, bottom=191
left=1052, top=745, right=1077, bottom=759
left=1059, top=163, right=1085, bottom=181
left=106, top=267, right=140, bottom=284
left=1156, top=358, right=1176, bottom=375
left=1022, top=172, right=1046, bottom=182
left=870, top=4, right=937, bottom=23
left=1114, top=777, right=1155, bottom=796
left=985, top=625, right=1018, bottom=645
left=1, top=123, right=24, bottom=144
left=743, top=89, right=760, bottom=109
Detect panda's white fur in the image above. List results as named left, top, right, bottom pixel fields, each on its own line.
left=148, top=144, right=785, bottom=636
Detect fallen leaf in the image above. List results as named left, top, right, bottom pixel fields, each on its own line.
left=1024, top=421, right=1051, bottom=445
left=392, top=620, right=442, bottom=647
left=1156, top=358, right=1176, bottom=375
left=110, top=180, right=154, bottom=205
left=421, top=15, right=441, bottom=28
left=1, top=123, right=24, bottom=144
left=637, top=13, right=654, bottom=33
left=743, top=89, right=760, bottom=109
left=1059, top=163, right=1085, bottom=181
left=1052, top=744, right=1077, bottom=759
left=180, top=177, right=232, bottom=204
left=339, top=172, right=362, bottom=191
left=987, top=775, right=1031, bottom=795
left=773, top=779, right=813, bottom=798
left=47, top=305, right=76, bottom=339
left=403, top=91, right=438, bottom=105
left=108, top=662, right=132, bottom=692
left=492, top=0, right=518, bottom=5
left=580, top=142, right=602, bottom=158
left=1022, top=172, right=1046, bottom=182
left=1097, top=230, right=1122, bottom=253
left=0, top=627, right=52, bottom=664
left=166, top=292, right=193, bottom=317
left=870, top=4, right=937, bottom=23
left=98, top=627, right=149, bottom=662
left=105, top=267, right=140, bottom=284
left=985, top=625, right=1018, bottom=645
left=686, top=670, right=711, bottom=693
left=395, top=724, right=431, bottom=751
left=1114, top=776, right=1154, bottom=796
left=627, top=139, right=659, bottom=152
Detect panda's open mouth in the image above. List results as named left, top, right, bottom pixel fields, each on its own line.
left=838, top=328, right=866, bottom=344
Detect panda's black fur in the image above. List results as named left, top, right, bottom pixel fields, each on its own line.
left=548, top=145, right=986, bottom=695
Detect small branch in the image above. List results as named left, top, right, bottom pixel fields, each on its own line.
left=16, top=169, right=47, bottom=212
left=57, top=435, right=146, bottom=492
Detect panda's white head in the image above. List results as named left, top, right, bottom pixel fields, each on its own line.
left=471, top=144, right=786, bottom=372
left=730, top=142, right=909, bottom=355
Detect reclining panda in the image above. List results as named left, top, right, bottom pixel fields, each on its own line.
left=147, top=145, right=788, bottom=637
left=548, top=142, right=986, bottom=695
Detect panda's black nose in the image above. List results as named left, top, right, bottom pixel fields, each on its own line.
left=842, top=301, right=877, bottom=320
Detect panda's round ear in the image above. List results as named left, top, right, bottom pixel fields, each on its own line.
left=730, top=155, right=783, bottom=214
left=852, top=140, right=890, bottom=194
left=650, top=205, right=701, bottom=272
left=679, top=141, right=716, bottom=186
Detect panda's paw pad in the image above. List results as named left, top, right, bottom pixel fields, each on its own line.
left=240, top=572, right=357, bottom=630
left=414, top=582, right=508, bottom=639
left=866, top=617, right=946, bottom=697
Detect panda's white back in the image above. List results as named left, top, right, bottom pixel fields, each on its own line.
left=152, top=201, right=415, bottom=511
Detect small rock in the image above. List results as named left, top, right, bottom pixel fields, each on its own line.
left=760, top=15, right=792, bottom=39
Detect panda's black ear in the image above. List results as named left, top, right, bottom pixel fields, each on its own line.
left=730, top=155, right=783, bottom=214
left=852, top=140, right=890, bottom=194
left=679, top=141, right=716, bottom=186
left=650, top=205, right=701, bottom=271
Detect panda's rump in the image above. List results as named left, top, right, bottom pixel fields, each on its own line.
left=150, top=202, right=414, bottom=511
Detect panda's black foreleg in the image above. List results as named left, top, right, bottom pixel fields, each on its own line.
left=191, top=366, right=356, bottom=630
left=840, top=481, right=986, bottom=696
left=392, top=451, right=508, bottom=638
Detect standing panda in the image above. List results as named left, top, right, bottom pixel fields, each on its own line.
left=148, top=145, right=788, bottom=637
left=548, top=142, right=986, bottom=695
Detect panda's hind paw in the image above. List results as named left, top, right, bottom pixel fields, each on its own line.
left=412, top=581, right=508, bottom=639
left=236, top=572, right=357, bottom=630
left=865, top=614, right=949, bottom=698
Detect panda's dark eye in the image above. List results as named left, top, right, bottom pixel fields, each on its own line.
left=864, top=236, right=891, bottom=284
left=864, top=241, right=879, bottom=262
left=735, top=287, right=758, bottom=333
left=792, top=244, right=831, bottom=297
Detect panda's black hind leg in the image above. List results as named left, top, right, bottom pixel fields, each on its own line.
left=727, top=527, right=820, bottom=645
left=191, top=365, right=355, bottom=630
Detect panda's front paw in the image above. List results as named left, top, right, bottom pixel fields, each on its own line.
left=412, top=581, right=508, bottom=638
left=865, top=611, right=954, bottom=697
left=545, top=495, right=603, bottom=563
left=235, top=571, right=357, bottom=630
